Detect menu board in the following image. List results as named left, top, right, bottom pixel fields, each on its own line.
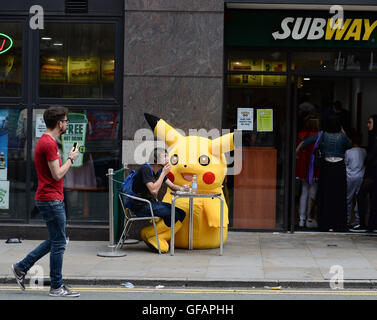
left=68, top=56, right=100, bottom=84
left=101, top=57, right=114, bottom=82
left=0, top=55, right=14, bottom=79
left=228, top=58, right=286, bottom=87
left=40, top=56, right=67, bottom=82
left=229, top=59, right=262, bottom=71
left=229, top=59, right=286, bottom=72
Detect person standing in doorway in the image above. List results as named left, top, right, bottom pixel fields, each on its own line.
left=345, top=132, right=366, bottom=228
left=295, top=114, right=320, bottom=228
left=352, top=115, right=377, bottom=232
left=11, top=106, right=80, bottom=297
left=297, top=114, right=352, bottom=232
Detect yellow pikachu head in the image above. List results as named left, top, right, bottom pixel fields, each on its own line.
left=145, top=113, right=234, bottom=192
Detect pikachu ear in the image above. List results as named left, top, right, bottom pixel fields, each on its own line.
left=210, top=132, right=234, bottom=156
left=144, top=113, right=183, bottom=147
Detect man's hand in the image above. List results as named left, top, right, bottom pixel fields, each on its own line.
left=162, top=162, right=171, bottom=176
left=68, top=147, right=79, bottom=161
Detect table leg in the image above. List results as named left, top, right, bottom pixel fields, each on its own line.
left=170, top=197, right=176, bottom=256
left=189, top=197, right=193, bottom=250
left=219, top=196, right=224, bottom=256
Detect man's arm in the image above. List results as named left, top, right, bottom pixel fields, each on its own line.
left=164, top=178, right=180, bottom=192
left=48, top=158, right=72, bottom=181
left=145, top=163, right=171, bottom=197
left=48, top=147, right=79, bottom=181
left=145, top=174, right=166, bottom=197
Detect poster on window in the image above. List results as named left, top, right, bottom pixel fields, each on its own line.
left=257, top=109, right=273, bottom=132
left=86, top=110, right=119, bottom=141
left=0, top=110, right=8, bottom=180
left=61, top=113, right=88, bottom=168
left=237, top=108, right=253, bottom=131
left=35, top=113, right=46, bottom=138
left=0, top=180, right=9, bottom=209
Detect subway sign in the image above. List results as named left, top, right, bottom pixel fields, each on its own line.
left=272, top=18, right=377, bottom=41
left=0, top=33, right=13, bottom=54
left=225, top=10, right=377, bottom=48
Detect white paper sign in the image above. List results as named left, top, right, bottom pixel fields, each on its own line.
left=0, top=180, right=10, bottom=209
left=36, top=114, right=46, bottom=138
left=237, top=108, right=253, bottom=131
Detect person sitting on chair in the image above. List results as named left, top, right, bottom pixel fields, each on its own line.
left=131, top=148, right=187, bottom=253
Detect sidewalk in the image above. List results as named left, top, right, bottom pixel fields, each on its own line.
left=1, top=232, right=377, bottom=289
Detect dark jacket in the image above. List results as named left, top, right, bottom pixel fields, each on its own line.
left=302, top=131, right=352, bottom=158
left=366, top=115, right=377, bottom=179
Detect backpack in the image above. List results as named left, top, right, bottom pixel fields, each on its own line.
left=120, top=163, right=154, bottom=209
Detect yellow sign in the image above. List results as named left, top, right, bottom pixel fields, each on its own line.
left=68, top=56, right=100, bottom=84
left=257, top=109, right=273, bottom=132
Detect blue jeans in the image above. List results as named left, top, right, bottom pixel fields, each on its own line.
left=136, top=202, right=185, bottom=227
left=16, top=200, right=66, bottom=290
left=346, top=176, right=363, bottom=225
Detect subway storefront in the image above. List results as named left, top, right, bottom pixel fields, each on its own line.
left=1, top=1, right=377, bottom=240
left=224, top=5, right=377, bottom=232
left=0, top=1, right=124, bottom=239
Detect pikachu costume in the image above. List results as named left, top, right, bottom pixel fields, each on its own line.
left=141, top=113, right=234, bottom=252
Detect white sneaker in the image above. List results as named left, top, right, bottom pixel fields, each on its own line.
left=299, top=220, right=305, bottom=227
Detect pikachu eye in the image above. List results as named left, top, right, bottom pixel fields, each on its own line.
left=199, top=155, right=210, bottom=166
left=170, top=154, right=179, bottom=165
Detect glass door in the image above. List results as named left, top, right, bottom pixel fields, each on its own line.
left=293, top=76, right=377, bottom=231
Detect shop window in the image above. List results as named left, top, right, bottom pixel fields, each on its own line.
left=30, top=108, right=120, bottom=222
left=225, top=77, right=287, bottom=230
left=228, top=50, right=287, bottom=72
left=0, top=23, right=22, bottom=97
left=227, top=74, right=286, bottom=88
left=39, top=23, right=115, bottom=99
left=0, top=108, right=27, bottom=220
left=292, top=50, right=377, bottom=72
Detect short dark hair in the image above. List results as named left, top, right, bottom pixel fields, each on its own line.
left=153, top=148, right=168, bottom=164
left=325, top=114, right=342, bottom=133
left=43, top=106, right=69, bottom=129
left=351, top=132, right=363, bottom=145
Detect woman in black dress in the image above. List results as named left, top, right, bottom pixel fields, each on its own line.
left=297, top=115, right=352, bottom=231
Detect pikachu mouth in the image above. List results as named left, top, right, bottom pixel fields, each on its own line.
left=181, top=173, right=194, bottom=182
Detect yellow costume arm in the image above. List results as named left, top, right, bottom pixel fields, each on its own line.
left=202, top=196, right=229, bottom=228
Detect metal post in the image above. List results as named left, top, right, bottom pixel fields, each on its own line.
left=189, top=197, right=194, bottom=250
left=170, top=196, right=176, bottom=256
left=97, top=168, right=127, bottom=257
left=108, top=168, right=115, bottom=247
left=220, top=196, right=224, bottom=256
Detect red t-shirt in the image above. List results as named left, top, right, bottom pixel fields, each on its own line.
left=296, top=130, right=318, bottom=180
left=34, top=134, right=63, bottom=201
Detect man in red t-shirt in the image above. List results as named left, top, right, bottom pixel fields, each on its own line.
left=12, top=106, right=80, bottom=297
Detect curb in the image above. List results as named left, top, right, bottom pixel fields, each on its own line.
left=2, top=276, right=377, bottom=289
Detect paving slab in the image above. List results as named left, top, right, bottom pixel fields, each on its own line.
left=1, top=232, right=377, bottom=288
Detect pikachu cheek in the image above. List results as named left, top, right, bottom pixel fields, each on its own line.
left=167, top=172, right=175, bottom=183
left=202, top=172, right=216, bottom=185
